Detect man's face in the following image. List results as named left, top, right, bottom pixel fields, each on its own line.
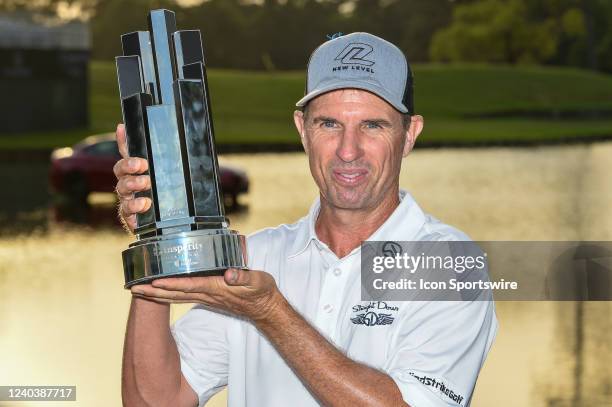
left=294, top=89, right=422, bottom=211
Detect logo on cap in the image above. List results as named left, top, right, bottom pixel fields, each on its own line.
left=335, top=43, right=375, bottom=66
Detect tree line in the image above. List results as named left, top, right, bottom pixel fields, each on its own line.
left=90, top=0, right=453, bottom=71
left=2, top=0, right=612, bottom=72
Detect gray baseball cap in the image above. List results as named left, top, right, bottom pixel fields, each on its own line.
left=296, top=32, right=414, bottom=114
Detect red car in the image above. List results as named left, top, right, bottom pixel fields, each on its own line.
left=49, top=134, right=249, bottom=209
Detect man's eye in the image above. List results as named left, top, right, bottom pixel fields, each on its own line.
left=365, top=122, right=381, bottom=129
left=322, top=121, right=336, bottom=128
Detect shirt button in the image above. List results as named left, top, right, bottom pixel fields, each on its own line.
left=323, top=304, right=334, bottom=313
left=333, top=268, right=342, bottom=276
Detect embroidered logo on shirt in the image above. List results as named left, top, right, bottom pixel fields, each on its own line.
left=351, top=312, right=394, bottom=326
left=350, top=301, right=398, bottom=326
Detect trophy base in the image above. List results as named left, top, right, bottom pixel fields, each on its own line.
left=123, top=229, right=247, bottom=288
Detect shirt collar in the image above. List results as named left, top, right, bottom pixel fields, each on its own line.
left=287, top=189, right=427, bottom=258
left=288, top=197, right=321, bottom=258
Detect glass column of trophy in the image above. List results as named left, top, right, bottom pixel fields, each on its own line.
left=116, top=9, right=247, bottom=288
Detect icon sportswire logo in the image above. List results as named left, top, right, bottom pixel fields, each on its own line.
left=334, top=42, right=375, bottom=66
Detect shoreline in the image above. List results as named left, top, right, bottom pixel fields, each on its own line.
left=1, top=134, right=611, bottom=161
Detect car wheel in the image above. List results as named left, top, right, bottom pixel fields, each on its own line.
left=65, top=172, right=89, bottom=204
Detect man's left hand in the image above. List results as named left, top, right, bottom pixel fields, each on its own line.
left=130, top=268, right=281, bottom=322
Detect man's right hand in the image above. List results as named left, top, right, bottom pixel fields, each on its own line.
left=113, top=123, right=152, bottom=233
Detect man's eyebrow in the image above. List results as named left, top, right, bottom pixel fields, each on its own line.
left=311, top=116, right=339, bottom=124
left=363, top=118, right=393, bottom=127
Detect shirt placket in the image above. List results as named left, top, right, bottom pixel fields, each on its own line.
left=314, top=250, right=355, bottom=343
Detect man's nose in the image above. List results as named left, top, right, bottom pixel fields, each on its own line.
left=335, top=127, right=364, bottom=163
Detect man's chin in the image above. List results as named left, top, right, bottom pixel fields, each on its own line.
left=326, top=189, right=370, bottom=210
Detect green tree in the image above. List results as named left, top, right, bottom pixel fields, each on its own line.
left=389, top=0, right=453, bottom=63
left=91, top=0, right=176, bottom=60
left=593, top=0, right=612, bottom=72
left=344, top=0, right=453, bottom=62
left=430, top=0, right=559, bottom=64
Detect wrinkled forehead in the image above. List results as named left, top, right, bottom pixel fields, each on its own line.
left=305, top=88, right=401, bottom=118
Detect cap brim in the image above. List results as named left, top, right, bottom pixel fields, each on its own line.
left=295, top=80, right=409, bottom=114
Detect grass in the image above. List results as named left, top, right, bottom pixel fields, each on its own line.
left=1, top=61, right=612, bottom=149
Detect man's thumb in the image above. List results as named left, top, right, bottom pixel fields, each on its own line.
left=224, top=268, right=250, bottom=286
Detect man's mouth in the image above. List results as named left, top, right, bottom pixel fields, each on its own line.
left=332, top=169, right=368, bottom=186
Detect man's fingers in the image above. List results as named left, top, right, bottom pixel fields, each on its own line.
left=116, top=175, right=152, bottom=197
left=152, top=276, right=225, bottom=294
left=113, top=157, right=149, bottom=179
left=116, top=123, right=129, bottom=158
left=120, top=197, right=152, bottom=217
left=120, top=213, right=137, bottom=233
left=224, top=268, right=251, bottom=287
left=152, top=277, right=196, bottom=293
left=132, top=293, right=193, bottom=304
left=130, top=284, right=188, bottom=301
left=131, top=284, right=218, bottom=305
left=131, top=284, right=188, bottom=300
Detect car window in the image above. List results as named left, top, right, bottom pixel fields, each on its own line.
left=84, top=141, right=120, bottom=157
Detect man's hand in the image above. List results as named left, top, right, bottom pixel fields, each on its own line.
left=130, top=268, right=282, bottom=322
left=113, top=123, right=152, bottom=233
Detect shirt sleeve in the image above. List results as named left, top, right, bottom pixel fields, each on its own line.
left=170, top=304, right=234, bottom=407
left=383, top=300, right=498, bottom=407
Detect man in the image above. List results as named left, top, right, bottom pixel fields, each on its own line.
left=114, top=32, right=497, bottom=407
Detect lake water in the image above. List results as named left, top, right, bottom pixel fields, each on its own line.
left=1, top=145, right=611, bottom=406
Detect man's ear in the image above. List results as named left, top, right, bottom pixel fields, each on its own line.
left=402, top=115, right=424, bottom=157
left=294, top=110, right=309, bottom=154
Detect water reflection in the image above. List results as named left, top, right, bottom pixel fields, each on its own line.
left=51, top=195, right=122, bottom=229
left=0, top=192, right=248, bottom=237
left=547, top=302, right=612, bottom=406
left=1, top=146, right=611, bottom=407
left=48, top=194, right=248, bottom=231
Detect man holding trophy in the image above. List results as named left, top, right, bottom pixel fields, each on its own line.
left=114, top=9, right=497, bottom=407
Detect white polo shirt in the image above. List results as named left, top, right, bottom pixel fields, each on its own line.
left=171, top=191, right=498, bottom=407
